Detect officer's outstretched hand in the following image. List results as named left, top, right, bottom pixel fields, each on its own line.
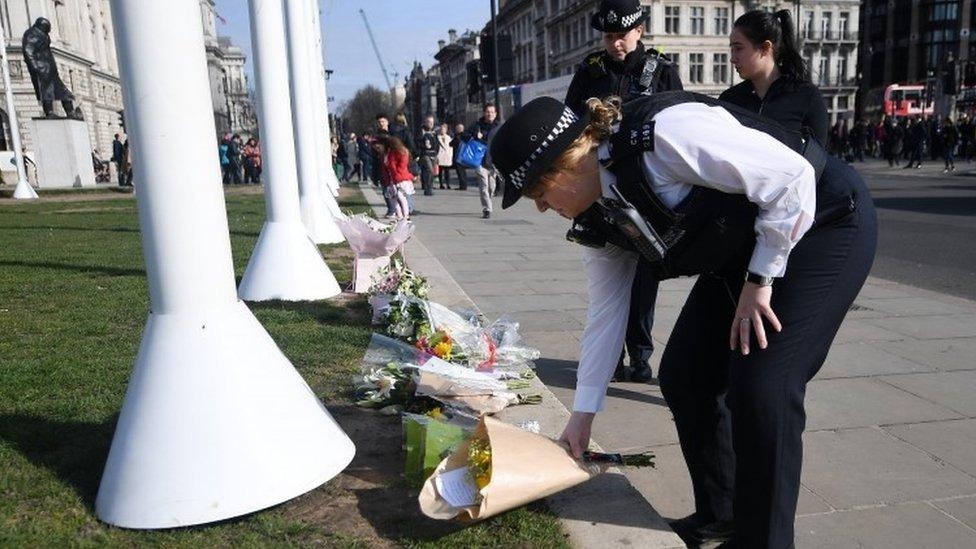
left=559, top=411, right=595, bottom=459
left=730, top=282, right=782, bottom=355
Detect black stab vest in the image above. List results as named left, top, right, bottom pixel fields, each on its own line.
left=575, top=91, right=849, bottom=280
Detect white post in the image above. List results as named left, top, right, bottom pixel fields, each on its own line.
left=237, top=0, right=341, bottom=301
left=0, top=16, right=37, bottom=199
left=309, top=1, right=342, bottom=200
left=284, top=0, right=343, bottom=244
left=96, top=0, right=354, bottom=529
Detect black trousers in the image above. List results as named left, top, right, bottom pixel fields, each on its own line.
left=658, top=160, right=877, bottom=548
left=624, top=257, right=659, bottom=364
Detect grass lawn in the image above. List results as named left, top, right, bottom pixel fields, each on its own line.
left=0, top=185, right=569, bottom=548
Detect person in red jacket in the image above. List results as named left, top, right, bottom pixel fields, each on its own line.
left=377, top=135, right=413, bottom=220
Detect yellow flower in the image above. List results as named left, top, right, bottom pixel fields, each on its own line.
left=468, top=438, right=492, bottom=490
left=433, top=341, right=453, bottom=358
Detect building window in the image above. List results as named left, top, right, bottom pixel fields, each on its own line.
left=803, top=11, right=814, bottom=38
left=838, top=95, right=849, bottom=110
left=689, top=53, right=704, bottom=83
left=839, top=12, right=850, bottom=39
left=714, top=7, right=729, bottom=36
left=691, top=7, right=705, bottom=35
left=837, top=56, right=848, bottom=83
left=665, top=6, right=680, bottom=35
left=821, top=12, right=832, bottom=39
left=818, top=56, right=830, bottom=85
left=712, top=53, right=728, bottom=83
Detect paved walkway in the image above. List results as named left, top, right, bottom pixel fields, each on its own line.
left=365, top=180, right=976, bottom=548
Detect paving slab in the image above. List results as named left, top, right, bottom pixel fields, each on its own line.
left=881, top=370, right=976, bottom=416
left=801, top=427, right=976, bottom=509
left=805, top=377, right=961, bottom=431
left=855, top=296, right=976, bottom=317
left=795, top=502, right=976, bottom=548
left=931, top=495, right=976, bottom=531
left=831, top=318, right=908, bottom=344
left=866, top=314, right=976, bottom=339
left=876, top=337, right=976, bottom=371
left=818, top=342, right=937, bottom=378
left=885, top=419, right=976, bottom=477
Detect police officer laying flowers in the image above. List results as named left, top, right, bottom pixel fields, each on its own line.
left=489, top=92, right=877, bottom=548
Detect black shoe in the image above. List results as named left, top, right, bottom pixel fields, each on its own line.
left=629, top=361, right=654, bottom=383
left=482, top=210, right=490, bottom=219
left=610, top=358, right=627, bottom=382
left=668, top=514, right=734, bottom=546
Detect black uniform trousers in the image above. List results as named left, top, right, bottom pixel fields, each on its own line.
left=658, top=160, right=877, bottom=549
left=625, top=257, right=659, bottom=363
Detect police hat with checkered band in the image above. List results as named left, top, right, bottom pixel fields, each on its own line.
left=491, top=97, right=591, bottom=209
left=591, top=0, right=648, bottom=33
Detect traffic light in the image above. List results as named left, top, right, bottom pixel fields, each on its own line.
left=479, top=32, right=514, bottom=85
left=467, top=60, right=481, bottom=100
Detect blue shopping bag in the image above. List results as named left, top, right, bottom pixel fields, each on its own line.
left=456, top=138, right=488, bottom=169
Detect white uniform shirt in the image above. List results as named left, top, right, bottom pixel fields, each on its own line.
left=573, top=102, right=817, bottom=413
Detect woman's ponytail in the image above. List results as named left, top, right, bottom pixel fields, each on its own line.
left=774, top=10, right=808, bottom=81
left=734, top=9, right=810, bottom=82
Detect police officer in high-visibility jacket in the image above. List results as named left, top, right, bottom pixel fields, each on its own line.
left=490, top=92, right=877, bottom=548
left=565, top=0, right=682, bottom=382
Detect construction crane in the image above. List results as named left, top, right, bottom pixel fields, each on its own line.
left=358, top=8, right=393, bottom=90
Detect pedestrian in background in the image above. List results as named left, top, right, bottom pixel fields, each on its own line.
left=376, top=134, right=412, bottom=220
left=346, top=133, right=361, bottom=181
left=958, top=115, right=973, bottom=162
left=359, top=132, right=374, bottom=184
left=942, top=117, right=959, bottom=173
left=436, top=123, right=454, bottom=190
left=227, top=134, right=243, bottom=185
left=242, top=138, right=262, bottom=184
left=218, top=133, right=232, bottom=185
left=418, top=115, right=439, bottom=195
left=906, top=116, right=926, bottom=169
left=721, top=10, right=827, bottom=145
left=473, top=103, right=500, bottom=219
left=451, top=123, right=469, bottom=190
left=112, top=133, right=126, bottom=186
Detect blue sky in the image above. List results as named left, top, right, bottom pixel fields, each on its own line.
left=213, top=0, right=491, bottom=107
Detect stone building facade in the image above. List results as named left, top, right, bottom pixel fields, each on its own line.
left=433, top=29, right=483, bottom=126
left=0, top=0, right=253, bottom=168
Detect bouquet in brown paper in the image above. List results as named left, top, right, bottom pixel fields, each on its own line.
left=418, top=416, right=654, bottom=522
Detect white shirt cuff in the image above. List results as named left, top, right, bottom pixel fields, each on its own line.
left=748, top=243, right=788, bottom=278
left=573, top=384, right=607, bottom=413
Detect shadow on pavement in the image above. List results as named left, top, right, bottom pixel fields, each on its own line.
left=873, top=195, right=976, bottom=216
left=535, top=358, right=667, bottom=407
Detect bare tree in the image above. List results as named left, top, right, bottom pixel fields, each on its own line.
left=337, top=85, right=393, bottom=136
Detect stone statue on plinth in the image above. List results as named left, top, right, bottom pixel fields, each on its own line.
left=22, top=17, right=83, bottom=120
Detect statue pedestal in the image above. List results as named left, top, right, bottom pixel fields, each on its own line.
left=30, top=118, right=96, bottom=188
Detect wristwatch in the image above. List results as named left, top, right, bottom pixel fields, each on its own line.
left=745, top=271, right=774, bottom=287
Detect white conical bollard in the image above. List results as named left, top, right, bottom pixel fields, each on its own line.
left=96, top=0, right=354, bottom=529
left=309, top=1, right=343, bottom=200
left=0, top=16, right=37, bottom=200
left=237, top=0, right=341, bottom=301
left=284, top=0, right=343, bottom=244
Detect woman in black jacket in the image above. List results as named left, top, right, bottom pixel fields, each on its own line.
left=720, top=10, right=828, bottom=145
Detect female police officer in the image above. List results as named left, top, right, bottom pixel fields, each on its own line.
left=489, top=92, right=877, bottom=549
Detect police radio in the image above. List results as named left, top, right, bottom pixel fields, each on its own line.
left=607, top=184, right=667, bottom=262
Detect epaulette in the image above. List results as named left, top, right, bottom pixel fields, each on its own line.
left=582, top=50, right=607, bottom=77
left=646, top=47, right=674, bottom=65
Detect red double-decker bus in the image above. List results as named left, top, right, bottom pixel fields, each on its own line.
left=864, top=84, right=936, bottom=118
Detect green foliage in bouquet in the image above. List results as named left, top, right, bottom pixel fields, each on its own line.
left=369, top=258, right=430, bottom=300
